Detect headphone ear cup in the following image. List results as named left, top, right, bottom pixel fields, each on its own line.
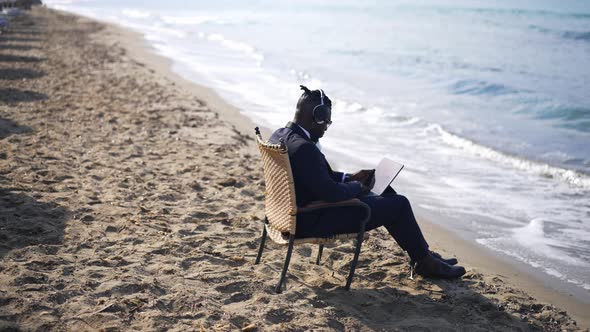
left=313, top=106, right=326, bottom=124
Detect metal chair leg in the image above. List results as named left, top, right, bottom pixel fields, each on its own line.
left=345, top=225, right=366, bottom=290
left=255, top=222, right=267, bottom=265
left=316, top=244, right=324, bottom=265
left=275, top=234, right=295, bottom=293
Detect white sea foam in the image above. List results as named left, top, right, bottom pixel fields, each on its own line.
left=160, top=14, right=255, bottom=26
left=161, top=15, right=218, bottom=26
left=205, top=33, right=263, bottom=63
left=44, top=0, right=89, bottom=4
left=425, top=123, right=590, bottom=189
left=121, top=9, right=152, bottom=19
left=476, top=237, right=590, bottom=290
left=512, top=218, right=586, bottom=266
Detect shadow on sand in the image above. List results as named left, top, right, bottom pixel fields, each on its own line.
left=0, top=54, right=45, bottom=63
left=0, top=117, right=32, bottom=139
left=0, top=184, right=68, bottom=332
left=7, top=29, right=43, bottom=36
left=0, top=68, right=45, bottom=80
left=305, top=280, right=538, bottom=331
left=0, top=188, right=68, bottom=259
left=0, top=88, right=47, bottom=103
left=259, top=251, right=542, bottom=331
left=0, top=36, right=42, bottom=43
left=0, top=121, right=67, bottom=260
left=0, top=44, right=41, bottom=51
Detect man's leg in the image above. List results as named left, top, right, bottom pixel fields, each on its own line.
left=295, top=191, right=466, bottom=278
left=295, top=204, right=370, bottom=238
left=360, top=193, right=429, bottom=262
left=295, top=191, right=429, bottom=262
left=377, top=188, right=458, bottom=265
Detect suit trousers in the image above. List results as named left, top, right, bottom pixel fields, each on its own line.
left=295, top=188, right=430, bottom=261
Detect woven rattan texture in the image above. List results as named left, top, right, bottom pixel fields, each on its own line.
left=256, top=136, right=298, bottom=238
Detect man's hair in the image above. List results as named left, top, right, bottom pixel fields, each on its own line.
left=296, top=85, right=332, bottom=115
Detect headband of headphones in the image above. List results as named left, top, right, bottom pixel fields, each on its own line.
left=300, top=85, right=330, bottom=125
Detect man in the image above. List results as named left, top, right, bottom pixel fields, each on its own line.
left=269, top=85, right=466, bottom=278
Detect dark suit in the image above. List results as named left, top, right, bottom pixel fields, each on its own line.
left=270, top=122, right=429, bottom=261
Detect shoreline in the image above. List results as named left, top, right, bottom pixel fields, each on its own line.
left=0, top=6, right=587, bottom=330
left=77, top=10, right=590, bottom=328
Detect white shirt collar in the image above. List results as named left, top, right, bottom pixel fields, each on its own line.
left=295, top=123, right=322, bottom=150
left=296, top=123, right=311, bottom=140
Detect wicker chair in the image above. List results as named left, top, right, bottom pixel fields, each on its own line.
left=254, top=127, right=371, bottom=293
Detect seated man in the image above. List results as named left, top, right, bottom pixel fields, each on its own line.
left=269, top=85, right=466, bottom=278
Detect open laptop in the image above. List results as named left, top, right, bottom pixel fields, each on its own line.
left=371, top=157, right=404, bottom=195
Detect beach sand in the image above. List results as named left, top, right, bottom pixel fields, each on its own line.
left=0, top=7, right=588, bottom=331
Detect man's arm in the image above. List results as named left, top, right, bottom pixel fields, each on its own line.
left=332, top=171, right=347, bottom=183
left=348, top=169, right=375, bottom=187
left=333, top=169, right=376, bottom=184
left=292, top=144, right=364, bottom=202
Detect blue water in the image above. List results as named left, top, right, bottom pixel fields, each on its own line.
left=46, top=0, right=590, bottom=298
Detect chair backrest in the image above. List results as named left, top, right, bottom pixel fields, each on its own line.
left=255, top=127, right=297, bottom=235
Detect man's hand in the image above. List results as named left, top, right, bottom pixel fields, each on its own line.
left=350, top=169, right=375, bottom=188
left=360, top=182, right=372, bottom=195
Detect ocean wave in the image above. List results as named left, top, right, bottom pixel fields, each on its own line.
left=332, top=100, right=368, bottom=114
left=560, top=120, right=590, bottom=132
left=121, top=9, right=153, bottom=19
left=562, top=30, right=590, bottom=42
left=329, top=99, right=424, bottom=128
left=205, top=33, right=264, bottom=63
left=121, top=10, right=249, bottom=27
left=532, top=104, right=590, bottom=133
left=476, top=237, right=590, bottom=291
left=528, top=25, right=590, bottom=43
left=161, top=15, right=218, bottom=26
left=288, top=69, right=313, bottom=82
left=536, top=105, right=590, bottom=122
left=454, top=7, right=590, bottom=19
left=450, top=79, right=520, bottom=96
left=385, top=114, right=421, bottom=126
left=513, top=218, right=588, bottom=267
left=528, top=24, right=551, bottom=34
left=44, top=0, right=90, bottom=4
left=426, top=123, right=590, bottom=189
left=161, top=15, right=253, bottom=26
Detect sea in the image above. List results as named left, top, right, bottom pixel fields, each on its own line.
left=45, top=0, right=590, bottom=301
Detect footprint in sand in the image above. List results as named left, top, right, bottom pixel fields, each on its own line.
left=13, top=273, right=48, bottom=286
left=94, top=282, right=150, bottom=298
left=235, top=203, right=251, bottom=211
left=239, top=189, right=256, bottom=197
left=25, top=258, right=69, bottom=272
left=177, top=229, right=196, bottom=237
left=265, top=308, right=295, bottom=324
left=215, top=281, right=249, bottom=294
left=194, top=225, right=209, bottom=232
left=223, top=292, right=252, bottom=305
left=366, top=271, right=387, bottom=281
left=295, top=247, right=312, bottom=257
left=49, top=290, right=81, bottom=305
left=214, top=282, right=256, bottom=305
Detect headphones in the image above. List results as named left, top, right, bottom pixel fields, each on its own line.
left=312, top=89, right=331, bottom=126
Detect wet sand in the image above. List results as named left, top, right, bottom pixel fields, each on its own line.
left=0, top=7, right=587, bottom=331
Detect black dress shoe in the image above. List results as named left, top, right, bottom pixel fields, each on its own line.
left=430, top=251, right=458, bottom=266
left=409, top=251, right=458, bottom=268
left=414, top=254, right=466, bottom=279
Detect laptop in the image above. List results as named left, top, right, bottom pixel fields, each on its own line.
left=371, top=158, right=404, bottom=195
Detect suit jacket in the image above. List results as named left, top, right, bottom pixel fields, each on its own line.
left=269, top=122, right=363, bottom=207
